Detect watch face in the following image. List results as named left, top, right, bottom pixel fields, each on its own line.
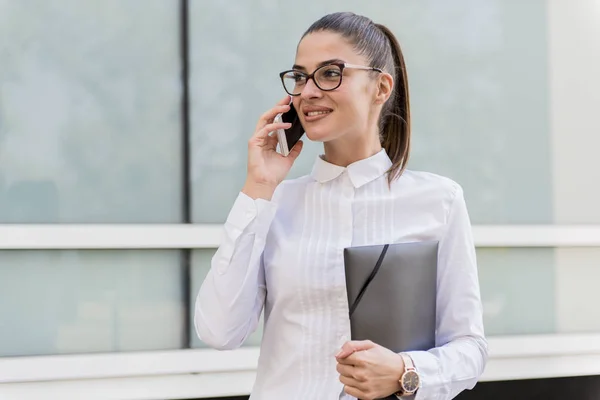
left=401, top=370, right=420, bottom=393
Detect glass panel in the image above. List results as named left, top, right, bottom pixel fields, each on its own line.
left=190, top=249, right=263, bottom=348
left=555, top=247, right=600, bottom=333
left=480, top=246, right=600, bottom=336
left=549, top=0, right=600, bottom=224
left=0, top=0, right=182, bottom=223
left=0, top=250, right=184, bottom=357
left=190, top=0, right=550, bottom=224
left=404, top=1, right=551, bottom=224
left=478, top=247, right=555, bottom=336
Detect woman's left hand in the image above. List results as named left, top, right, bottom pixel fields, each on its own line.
left=335, top=340, right=405, bottom=400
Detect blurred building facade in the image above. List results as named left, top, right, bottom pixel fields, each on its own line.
left=0, top=0, right=599, bottom=399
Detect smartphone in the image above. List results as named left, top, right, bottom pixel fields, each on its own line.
left=274, top=102, right=304, bottom=156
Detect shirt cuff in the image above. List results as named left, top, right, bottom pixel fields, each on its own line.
left=404, top=350, right=443, bottom=400
left=225, top=191, right=278, bottom=237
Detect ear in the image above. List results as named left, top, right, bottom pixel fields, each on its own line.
left=374, top=72, right=394, bottom=105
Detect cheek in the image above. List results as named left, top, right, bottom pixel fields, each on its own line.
left=292, top=98, right=301, bottom=114
left=334, top=89, right=369, bottom=122
left=347, top=79, right=372, bottom=105
left=332, top=87, right=357, bottom=112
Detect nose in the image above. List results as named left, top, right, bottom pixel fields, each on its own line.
left=300, top=77, right=322, bottom=100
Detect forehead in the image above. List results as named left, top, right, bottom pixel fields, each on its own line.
left=294, top=31, right=366, bottom=69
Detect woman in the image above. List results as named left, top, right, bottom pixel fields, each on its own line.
left=195, top=12, right=488, bottom=400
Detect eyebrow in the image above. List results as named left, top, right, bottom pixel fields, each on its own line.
left=292, top=58, right=345, bottom=71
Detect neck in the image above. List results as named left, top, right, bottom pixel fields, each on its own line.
left=323, top=131, right=382, bottom=167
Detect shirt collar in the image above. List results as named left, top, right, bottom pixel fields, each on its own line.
left=310, top=149, right=393, bottom=188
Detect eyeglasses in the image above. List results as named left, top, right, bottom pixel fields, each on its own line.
left=279, top=62, right=382, bottom=96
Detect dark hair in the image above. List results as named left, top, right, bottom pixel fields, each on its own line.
left=302, top=12, right=411, bottom=184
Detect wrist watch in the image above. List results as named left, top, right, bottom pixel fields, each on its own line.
left=395, top=353, right=420, bottom=397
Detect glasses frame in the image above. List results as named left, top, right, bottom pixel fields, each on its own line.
left=279, top=62, right=383, bottom=96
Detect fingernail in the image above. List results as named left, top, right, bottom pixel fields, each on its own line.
left=335, top=349, right=343, bottom=358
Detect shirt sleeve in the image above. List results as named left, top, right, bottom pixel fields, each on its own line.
left=404, top=185, right=489, bottom=400
left=193, top=191, right=278, bottom=350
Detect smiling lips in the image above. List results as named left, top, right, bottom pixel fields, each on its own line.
left=307, top=110, right=330, bottom=116
left=303, top=107, right=333, bottom=122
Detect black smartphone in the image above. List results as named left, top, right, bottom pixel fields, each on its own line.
left=274, top=103, right=304, bottom=156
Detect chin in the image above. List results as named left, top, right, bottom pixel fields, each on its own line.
left=303, top=121, right=340, bottom=142
left=304, top=128, right=330, bottom=143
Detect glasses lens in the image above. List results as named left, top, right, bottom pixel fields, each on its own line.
left=314, top=64, right=342, bottom=91
left=282, top=71, right=305, bottom=95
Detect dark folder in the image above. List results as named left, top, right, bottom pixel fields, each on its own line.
left=344, top=240, right=438, bottom=349
left=343, top=241, right=438, bottom=399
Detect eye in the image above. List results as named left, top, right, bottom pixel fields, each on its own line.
left=291, top=72, right=307, bottom=83
left=321, top=67, right=341, bottom=78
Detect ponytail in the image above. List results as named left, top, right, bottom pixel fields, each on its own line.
left=375, top=24, right=411, bottom=185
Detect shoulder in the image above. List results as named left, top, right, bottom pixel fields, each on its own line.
left=399, top=169, right=462, bottom=196
left=395, top=169, right=464, bottom=214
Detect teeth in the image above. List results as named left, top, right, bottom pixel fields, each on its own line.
left=307, top=111, right=330, bottom=116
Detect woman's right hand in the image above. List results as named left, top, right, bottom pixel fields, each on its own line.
left=242, top=96, right=304, bottom=200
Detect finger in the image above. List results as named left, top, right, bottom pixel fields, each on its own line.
left=255, top=99, right=291, bottom=130
left=336, top=340, right=375, bottom=360
left=337, top=350, right=364, bottom=366
left=261, top=134, right=280, bottom=152
left=251, top=122, right=292, bottom=142
left=277, top=94, right=292, bottom=106
left=339, top=374, right=361, bottom=388
left=287, top=139, right=303, bottom=161
left=265, top=134, right=279, bottom=150
left=342, top=384, right=368, bottom=400
left=336, top=362, right=355, bottom=377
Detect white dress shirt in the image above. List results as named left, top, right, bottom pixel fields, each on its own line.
left=194, top=149, right=488, bottom=400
